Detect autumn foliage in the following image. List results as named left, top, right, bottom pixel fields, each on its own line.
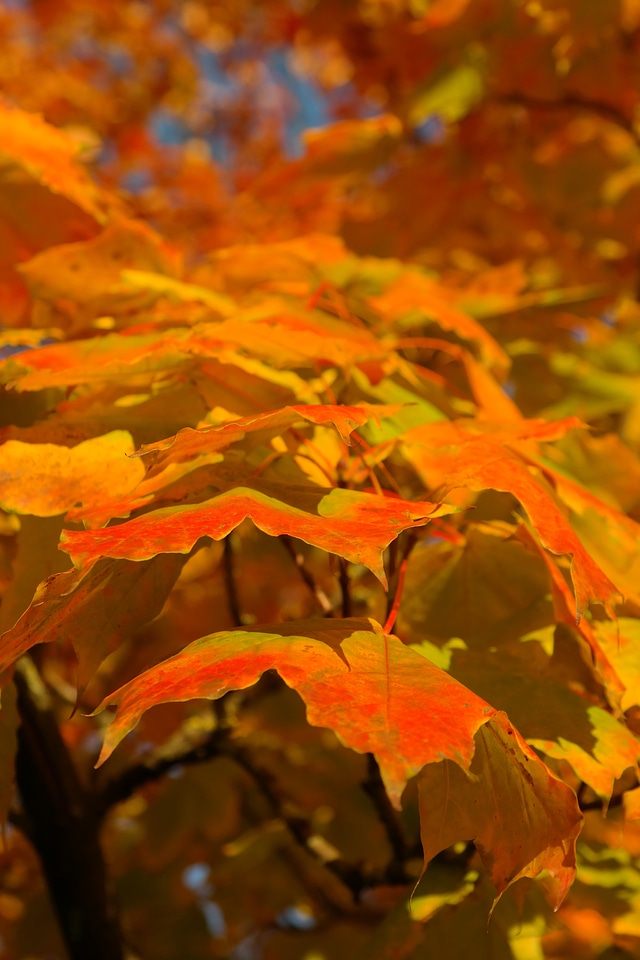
left=3, top=1, right=640, bottom=958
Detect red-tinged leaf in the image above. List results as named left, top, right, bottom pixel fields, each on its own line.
left=61, top=486, right=455, bottom=586
left=0, top=555, right=185, bottom=695
left=69, top=402, right=402, bottom=524
left=404, top=416, right=586, bottom=456
left=0, top=431, right=145, bottom=517
left=134, top=403, right=401, bottom=460
left=0, top=101, right=108, bottom=222
left=516, top=523, right=625, bottom=701
left=402, top=421, right=619, bottom=619
left=94, top=618, right=497, bottom=805
left=369, top=271, right=509, bottom=372
left=198, top=233, right=348, bottom=292
left=0, top=330, right=188, bottom=391
left=537, top=460, right=640, bottom=608
left=443, top=444, right=621, bottom=618
left=418, top=712, right=582, bottom=910
left=0, top=315, right=386, bottom=391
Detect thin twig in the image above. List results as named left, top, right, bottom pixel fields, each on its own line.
left=222, top=534, right=243, bottom=627
left=280, top=535, right=333, bottom=614
left=98, top=721, right=395, bottom=908
left=361, top=754, right=409, bottom=884
left=383, top=556, right=409, bottom=635
left=338, top=559, right=352, bottom=618
left=97, top=728, right=225, bottom=816
left=496, top=91, right=638, bottom=144
left=226, top=739, right=366, bottom=898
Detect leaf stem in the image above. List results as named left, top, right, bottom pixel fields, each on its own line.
left=383, top=556, right=409, bottom=635
left=98, top=718, right=394, bottom=912
left=384, top=532, right=417, bottom=632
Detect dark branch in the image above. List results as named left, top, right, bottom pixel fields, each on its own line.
left=97, top=726, right=224, bottom=816
left=14, top=657, right=124, bottom=960
left=98, top=711, right=415, bottom=911
left=280, top=535, right=333, bottom=614
left=222, top=534, right=243, bottom=627
left=362, top=753, right=410, bottom=884
left=225, top=738, right=367, bottom=898
left=338, top=559, right=352, bottom=618
left=496, top=91, right=638, bottom=143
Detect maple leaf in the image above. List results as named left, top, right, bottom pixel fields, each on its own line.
left=93, top=619, right=495, bottom=799
left=94, top=619, right=581, bottom=904
left=418, top=713, right=581, bottom=911
left=0, top=100, right=109, bottom=223
left=369, top=271, right=509, bottom=372
left=0, top=555, right=185, bottom=696
left=18, top=219, right=181, bottom=324
left=61, top=485, right=454, bottom=587
left=66, top=402, right=404, bottom=525
left=401, top=420, right=622, bottom=618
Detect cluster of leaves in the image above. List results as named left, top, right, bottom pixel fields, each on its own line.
left=3, top=1, right=640, bottom=958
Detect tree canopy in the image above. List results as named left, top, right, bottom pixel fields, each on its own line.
left=2, top=1, right=640, bottom=958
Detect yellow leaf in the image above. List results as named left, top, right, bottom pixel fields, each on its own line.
left=0, top=431, right=145, bottom=517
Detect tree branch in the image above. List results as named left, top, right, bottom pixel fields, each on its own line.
left=496, top=91, right=638, bottom=144
left=97, top=725, right=224, bottom=816
left=280, top=535, right=333, bottom=614
left=224, top=738, right=367, bottom=899
left=338, top=559, right=352, bottom=618
left=98, top=709, right=414, bottom=914
left=222, top=533, right=243, bottom=627
left=14, top=657, right=124, bottom=960
left=361, top=753, right=410, bottom=884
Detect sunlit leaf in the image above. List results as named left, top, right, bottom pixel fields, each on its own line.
left=401, top=421, right=621, bottom=618
left=0, top=431, right=145, bottom=517
left=61, top=485, right=455, bottom=586
left=0, top=101, right=108, bottom=222
left=406, top=64, right=484, bottom=127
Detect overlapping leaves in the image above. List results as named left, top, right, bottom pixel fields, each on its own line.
left=1, top=98, right=638, bottom=953
left=93, top=617, right=582, bottom=905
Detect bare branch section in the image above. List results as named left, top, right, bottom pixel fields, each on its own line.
left=222, top=533, right=243, bottom=627
left=14, top=657, right=124, bottom=960
left=338, top=558, right=352, bottom=618
left=280, top=535, right=333, bottom=614
left=362, top=753, right=410, bottom=884
left=497, top=91, right=636, bottom=137
left=98, top=709, right=414, bottom=911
